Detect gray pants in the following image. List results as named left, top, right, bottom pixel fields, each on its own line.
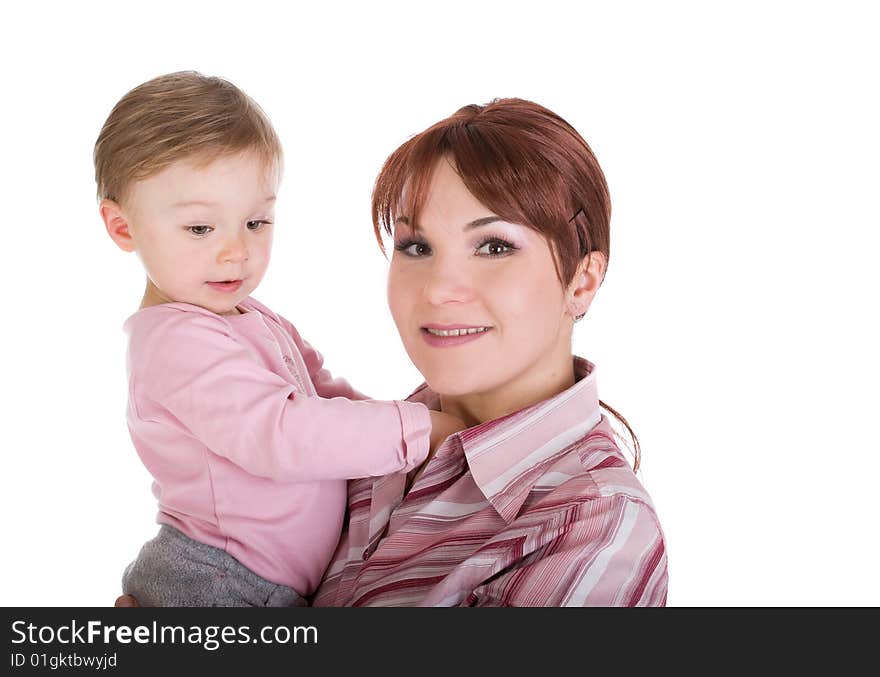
left=122, top=525, right=306, bottom=607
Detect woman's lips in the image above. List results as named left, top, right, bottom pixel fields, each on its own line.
left=206, top=280, right=243, bottom=293
left=420, top=325, right=493, bottom=348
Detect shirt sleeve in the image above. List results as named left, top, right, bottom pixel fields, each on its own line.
left=459, top=495, right=668, bottom=607
left=131, top=311, right=432, bottom=482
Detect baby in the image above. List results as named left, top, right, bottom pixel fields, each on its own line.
left=95, top=71, right=462, bottom=606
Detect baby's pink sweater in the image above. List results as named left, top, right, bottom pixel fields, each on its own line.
left=123, top=296, right=431, bottom=594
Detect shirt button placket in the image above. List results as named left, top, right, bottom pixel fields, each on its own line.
left=362, top=542, right=378, bottom=560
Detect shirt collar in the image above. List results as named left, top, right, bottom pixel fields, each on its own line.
left=406, top=356, right=602, bottom=524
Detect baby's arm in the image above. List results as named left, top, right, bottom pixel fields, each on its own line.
left=277, top=316, right=370, bottom=401
left=132, top=311, right=430, bottom=482
left=279, top=318, right=467, bottom=454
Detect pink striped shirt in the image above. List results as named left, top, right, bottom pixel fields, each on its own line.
left=123, top=296, right=431, bottom=594
left=313, top=357, right=667, bottom=606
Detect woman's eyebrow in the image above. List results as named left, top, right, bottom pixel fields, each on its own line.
left=394, top=215, right=505, bottom=230
left=463, top=216, right=504, bottom=231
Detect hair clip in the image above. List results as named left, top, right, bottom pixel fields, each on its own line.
left=569, top=208, right=588, bottom=255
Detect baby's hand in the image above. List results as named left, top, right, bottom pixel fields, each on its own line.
left=428, top=411, right=467, bottom=453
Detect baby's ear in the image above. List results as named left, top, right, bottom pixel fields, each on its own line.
left=100, top=200, right=136, bottom=252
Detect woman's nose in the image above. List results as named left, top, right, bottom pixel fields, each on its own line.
left=421, top=257, right=474, bottom=305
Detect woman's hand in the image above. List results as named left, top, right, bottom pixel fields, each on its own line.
left=114, top=595, right=140, bottom=607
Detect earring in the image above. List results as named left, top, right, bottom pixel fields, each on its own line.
left=574, top=312, right=586, bottom=322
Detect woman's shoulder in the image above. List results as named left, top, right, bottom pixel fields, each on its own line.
left=520, top=416, right=660, bottom=523
left=570, top=418, right=657, bottom=507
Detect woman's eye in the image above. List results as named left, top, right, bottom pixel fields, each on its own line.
left=395, top=241, right=432, bottom=257
left=247, top=220, right=271, bottom=231
left=187, top=225, right=213, bottom=236
left=476, top=239, right=515, bottom=256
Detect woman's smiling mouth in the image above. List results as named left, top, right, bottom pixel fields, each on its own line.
left=421, top=324, right=493, bottom=347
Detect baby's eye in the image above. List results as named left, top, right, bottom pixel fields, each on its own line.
left=476, top=239, right=515, bottom=257
left=187, top=225, right=213, bottom=236
left=394, top=241, right=432, bottom=257
left=247, top=220, right=271, bottom=231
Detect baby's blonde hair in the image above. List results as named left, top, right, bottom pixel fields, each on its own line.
left=94, top=71, right=282, bottom=205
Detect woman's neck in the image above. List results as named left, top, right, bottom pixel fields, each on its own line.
left=438, top=353, right=577, bottom=427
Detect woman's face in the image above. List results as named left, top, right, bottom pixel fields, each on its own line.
left=387, top=158, right=579, bottom=412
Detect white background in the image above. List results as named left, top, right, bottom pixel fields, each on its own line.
left=1, top=1, right=877, bottom=606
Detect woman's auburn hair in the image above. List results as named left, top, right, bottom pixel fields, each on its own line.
left=371, top=97, right=610, bottom=287
left=371, top=98, right=640, bottom=471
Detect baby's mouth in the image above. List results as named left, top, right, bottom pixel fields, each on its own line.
left=206, top=279, right=244, bottom=292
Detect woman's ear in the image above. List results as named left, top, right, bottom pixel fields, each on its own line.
left=100, top=199, right=137, bottom=252
left=566, top=251, right=606, bottom=320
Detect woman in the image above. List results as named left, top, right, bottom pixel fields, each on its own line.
left=309, top=98, right=666, bottom=607
left=119, top=98, right=667, bottom=607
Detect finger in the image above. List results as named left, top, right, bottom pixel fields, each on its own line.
left=114, top=595, right=140, bottom=607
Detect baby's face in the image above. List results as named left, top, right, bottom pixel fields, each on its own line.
left=122, top=152, right=277, bottom=315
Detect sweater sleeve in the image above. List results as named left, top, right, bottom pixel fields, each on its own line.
left=276, top=314, right=370, bottom=401
left=131, top=311, right=432, bottom=482
left=277, top=313, right=435, bottom=465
